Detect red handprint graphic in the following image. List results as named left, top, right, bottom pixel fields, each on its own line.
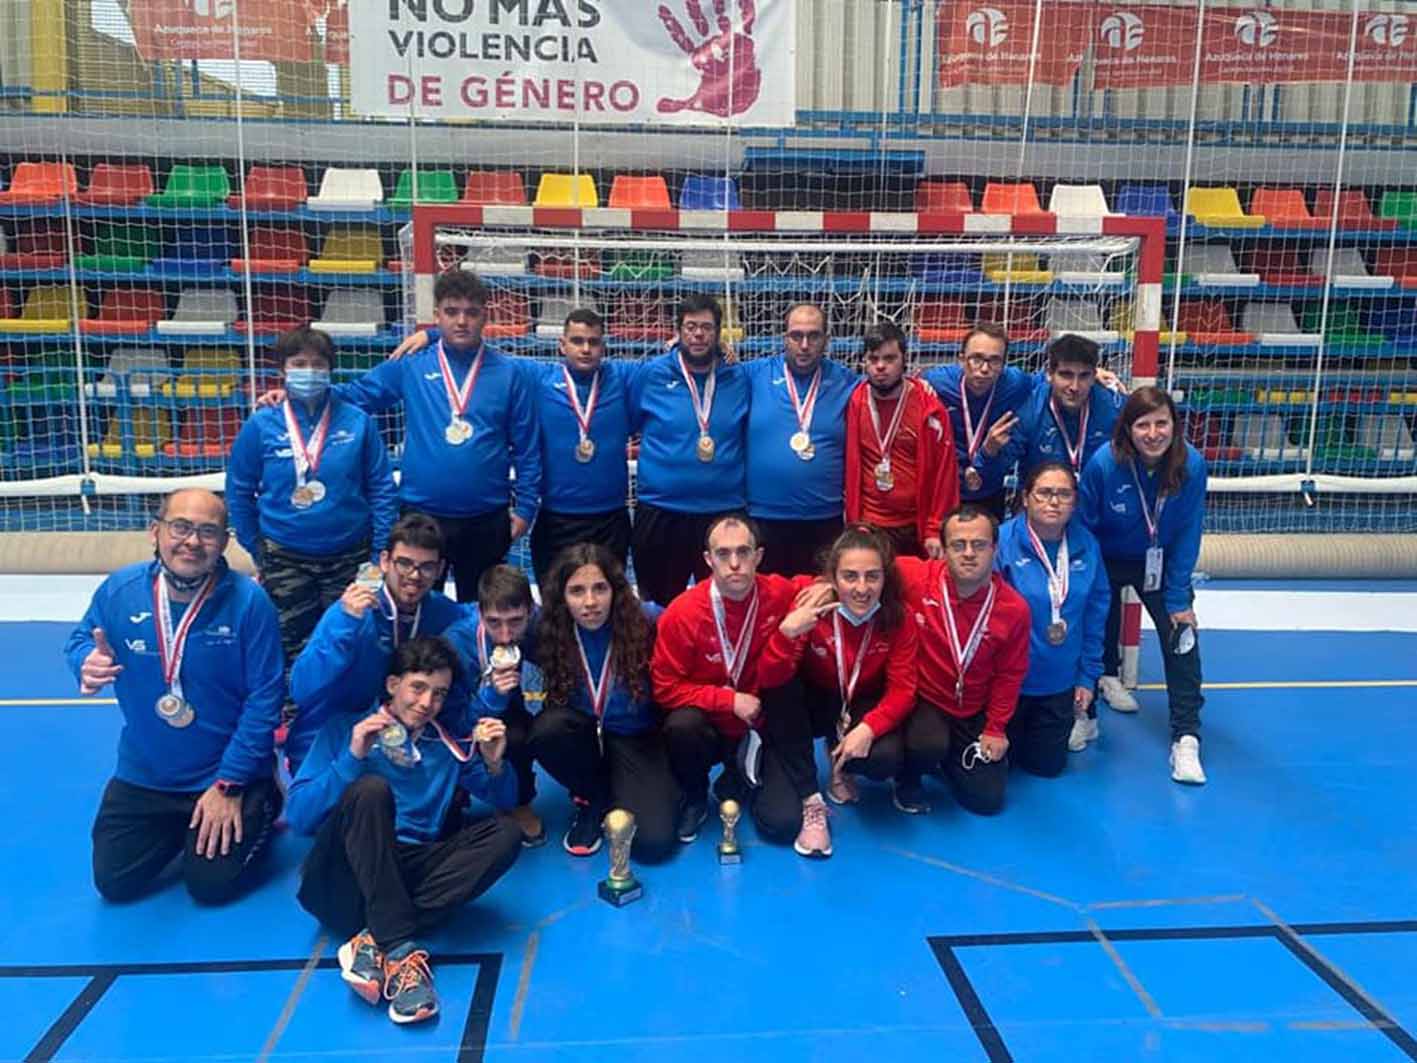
left=657, top=0, right=763, bottom=118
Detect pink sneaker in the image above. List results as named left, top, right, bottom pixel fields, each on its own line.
left=793, top=794, right=832, bottom=858
left=827, top=769, right=859, bottom=805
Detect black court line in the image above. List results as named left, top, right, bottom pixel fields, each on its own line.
left=928, top=919, right=1417, bottom=1062
left=14, top=952, right=502, bottom=1063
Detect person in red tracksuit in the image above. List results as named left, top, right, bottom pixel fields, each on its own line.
left=652, top=513, right=836, bottom=858
left=844, top=322, right=959, bottom=561
left=781, top=524, right=919, bottom=810
left=893, top=505, right=1031, bottom=816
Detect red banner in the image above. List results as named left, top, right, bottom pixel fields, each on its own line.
left=129, top=0, right=315, bottom=62
left=1092, top=5, right=1198, bottom=89
left=937, top=2, right=1089, bottom=88
left=321, top=1, right=349, bottom=65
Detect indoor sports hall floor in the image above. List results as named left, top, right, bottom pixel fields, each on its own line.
left=3, top=577, right=1415, bottom=1062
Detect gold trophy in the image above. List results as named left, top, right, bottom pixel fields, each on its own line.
left=717, top=799, right=742, bottom=865
left=597, top=809, right=642, bottom=907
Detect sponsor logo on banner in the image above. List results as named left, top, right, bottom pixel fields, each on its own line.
left=1234, top=11, right=1279, bottom=48
left=939, top=0, right=1088, bottom=87
left=128, top=0, right=313, bottom=60
left=1099, top=11, right=1145, bottom=51
left=349, top=0, right=796, bottom=125
left=1366, top=13, right=1410, bottom=48
left=965, top=7, right=1009, bottom=47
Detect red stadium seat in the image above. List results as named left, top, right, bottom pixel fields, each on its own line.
left=231, top=227, right=310, bottom=273
left=229, top=166, right=307, bottom=210
left=1372, top=249, right=1417, bottom=289
left=165, top=407, right=244, bottom=458
left=915, top=181, right=974, bottom=213
left=235, top=290, right=310, bottom=334
left=609, top=295, right=673, bottom=341
left=1176, top=301, right=1254, bottom=345
left=981, top=182, right=1043, bottom=215
left=76, top=163, right=155, bottom=206
left=1246, top=249, right=1322, bottom=287
left=482, top=292, right=530, bottom=338
left=914, top=299, right=970, bottom=342
left=81, top=288, right=166, bottom=335
left=1314, top=189, right=1398, bottom=231
left=0, top=220, right=67, bottom=269
left=462, top=171, right=527, bottom=205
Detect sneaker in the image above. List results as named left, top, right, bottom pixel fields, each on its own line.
left=507, top=804, right=547, bottom=848
left=793, top=794, right=832, bottom=858
left=1098, top=676, right=1139, bottom=713
left=337, top=929, right=384, bottom=1006
left=383, top=943, right=438, bottom=1025
left=892, top=776, right=931, bottom=815
left=675, top=795, right=708, bottom=843
left=562, top=797, right=602, bottom=857
left=1170, top=735, right=1206, bottom=785
left=1068, top=716, right=1099, bottom=752
left=827, top=769, right=859, bottom=805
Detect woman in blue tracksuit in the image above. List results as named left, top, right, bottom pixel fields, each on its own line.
left=996, top=461, right=1111, bottom=778
left=528, top=541, right=679, bottom=861
left=1079, top=386, right=1208, bottom=785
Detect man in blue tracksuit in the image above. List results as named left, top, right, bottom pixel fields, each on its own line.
left=286, top=512, right=465, bottom=773
left=66, top=488, right=283, bottom=904
left=627, top=293, right=750, bottom=606
left=922, top=324, right=1035, bottom=521
left=334, top=270, right=542, bottom=602
left=289, top=637, right=521, bottom=1027
left=744, top=303, right=858, bottom=576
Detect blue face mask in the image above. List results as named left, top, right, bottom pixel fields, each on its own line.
left=837, top=600, right=881, bottom=627
left=286, top=367, right=331, bottom=401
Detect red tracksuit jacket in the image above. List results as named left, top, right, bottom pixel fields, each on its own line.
left=791, top=608, right=919, bottom=737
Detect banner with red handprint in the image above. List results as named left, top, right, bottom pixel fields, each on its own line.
left=347, top=0, right=796, bottom=125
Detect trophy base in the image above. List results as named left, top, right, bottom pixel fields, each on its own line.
left=717, top=849, right=742, bottom=865
left=598, top=880, right=643, bottom=907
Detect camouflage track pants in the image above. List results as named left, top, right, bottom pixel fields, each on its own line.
left=261, top=538, right=369, bottom=698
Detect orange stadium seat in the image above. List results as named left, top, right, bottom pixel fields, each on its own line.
left=915, top=181, right=974, bottom=213
left=0, top=162, right=77, bottom=204
left=608, top=176, right=671, bottom=209
left=981, top=182, right=1043, bottom=215
left=1249, top=188, right=1324, bottom=229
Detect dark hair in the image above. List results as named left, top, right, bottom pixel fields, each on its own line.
left=1113, top=386, right=1189, bottom=495
left=156, top=488, right=228, bottom=527
left=564, top=307, right=604, bottom=331
left=823, top=523, right=904, bottom=632
left=1021, top=459, right=1078, bottom=495
left=944, top=504, right=1000, bottom=542
left=274, top=326, right=335, bottom=369
left=785, top=303, right=828, bottom=332
left=1046, top=333, right=1100, bottom=372
left=704, top=511, right=761, bottom=551
left=676, top=293, right=723, bottom=332
left=387, top=512, right=445, bottom=558
left=538, top=543, right=654, bottom=707
left=388, top=635, right=463, bottom=687
left=862, top=321, right=908, bottom=358
left=433, top=270, right=489, bottom=307
left=478, top=563, right=532, bottom=614
left=961, top=322, right=1010, bottom=355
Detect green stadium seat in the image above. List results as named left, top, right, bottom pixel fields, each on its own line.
left=76, top=224, right=159, bottom=271
left=388, top=169, right=458, bottom=206
left=147, top=165, right=232, bottom=208
left=1377, top=190, right=1417, bottom=228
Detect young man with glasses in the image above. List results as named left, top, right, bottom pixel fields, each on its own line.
left=286, top=513, right=466, bottom=774
left=66, top=489, right=284, bottom=904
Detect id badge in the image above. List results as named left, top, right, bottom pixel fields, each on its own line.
left=1143, top=546, right=1164, bottom=592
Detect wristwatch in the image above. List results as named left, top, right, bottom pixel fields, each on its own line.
left=215, top=779, right=245, bottom=798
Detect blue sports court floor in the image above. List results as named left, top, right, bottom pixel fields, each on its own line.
left=2, top=578, right=1415, bottom=1062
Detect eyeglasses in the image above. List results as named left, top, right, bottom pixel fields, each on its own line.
left=680, top=321, right=718, bottom=335
left=1032, top=488, right=1077, bottom=503
left=159, top=519, right=225, bottom=544
left=965, top=355, right=1005, bottom=371
left=391, top=557, right=441, bottom=580
left=787, top=330, right=825, bottom=344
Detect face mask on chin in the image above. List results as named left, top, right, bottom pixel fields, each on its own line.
left=837, top=600, right=881, bottom=626
left=285, top=368, right=331, bottom=402
left=155, top=549, right=211, bottom=593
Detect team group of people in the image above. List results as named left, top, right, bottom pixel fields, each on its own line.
left=66, top=271, right=1210, bottom=1026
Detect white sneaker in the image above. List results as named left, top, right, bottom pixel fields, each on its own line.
left=1170, top=735, right=1206, bottom=784
left=1098, top=676, right=1139, bottom=713
left=1068, top=716, right=1099, bottom=752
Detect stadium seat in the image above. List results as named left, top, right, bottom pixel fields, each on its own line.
left=162, top=349, right=240, bottom=399
left=977, top=299, right=1047, bottom=342
left=1299, top=303, right=1386, bottom=349
left=1240, top=302, right=1320, bottom=345
left=1184, top=244, right=1259, bottom=286
left=915, top=181, right=974, bottom=213
left=981, top=182, right=1044, bottom=215
left=1115, top=184, right=1179, bottom=224
left=1107, top=301, right=1186, bottom=345
left=0, top=162, right=77, bottom=205
left=75, top=223, right=158, bottom=271
left=165, top=406, right=244, bottom=458
left=482, top=292, right=530, bottom=338
left=82, top=288, right=166, bottom=335
left=309, top=226, right=384, bottom=273
left=1314, top=189, right=1397, bottom=231
left=85, top=348, right=171, bottom=400
left=151, top=225, right=236, bottom=272
left=89, top=399, right=173, bottom=460
left=913, top=299, right=969, bottom=342
left=1359, top=415, right=1417, bottom=460
left=466, top=243, right=529, bottom=276
left=147, top=165, right=231, bottom=209
left=6, top=349, right=79, bottom=404
left=981, top=252, right=1051, bottom=284
left=156, top=289, right=239, bottom=335
left=1377, top=190, right=1417, bottom=228
left=76, top=163, right=154, bottom=206
left=229, top=165, right=307, bottom=210
left=1047, top=184, right=1112, bottom=217
left=609, top=295, right=672, bottom=341
left=312, top=289, right=385, bottom=336
left=1181, top=411, right=1233, bottom=461
left=679, top=175, right=741, bottom=211
left=608, top=251, right=675, bottom=281
left=1316, top=248, right=1394, bottom=290
left=0, top=286, right=80, bottom=332
left=913, top=254, right=981, bottom=283
left=1248, top=188, right=1324, bottom=229
left=0, top=220, right=68, bottom=269
left=608, top=176, right=671, bottom=209
left=1049, top=252, right=1126, bottom=287
left=1231, top=414, right=1307, bottom=460
left=535, top=248, right=600, bottom=279
left=308, top=168, right=385, bottom=211
left=231, top=226, right=309, bottom=273
left=462, top=171, right=527, bottom=205
left=1176, top=301, right=1254, bottom=345
left=680, top=248, right=744, bottom=281
left=1246, top=250, right=1322, bottom=287
left=388, top=169, right=458, bottom=207
left=1185, top=187, right=1265, bottom=228
left=1043, top=299, right=1120, bottom=343
left=1372, top=249, right=1417, bottom=289
left=236, top=290, right=310, bottom=334
left=534, top=173, right=599, bottom=208
left=535, top=295, right=597, bottom=338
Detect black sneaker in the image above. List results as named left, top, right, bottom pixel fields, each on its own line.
left=676, top=795, right=709, bottom=843
left=892, top=776, right=931, bottom=815
left=562, top=798, right=603, bottom=857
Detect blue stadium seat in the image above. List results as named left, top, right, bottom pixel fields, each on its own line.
left=1115, top=184, right=1179, bottom=225
left=912, top=254, right=981, bottom=284
left=679, top=176, right=742, bottom=211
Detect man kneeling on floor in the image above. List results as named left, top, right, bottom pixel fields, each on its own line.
left=287, top=636, right=521, bottom=1026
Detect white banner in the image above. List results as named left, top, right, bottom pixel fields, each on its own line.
left=350, top=0, right=796, bottom=126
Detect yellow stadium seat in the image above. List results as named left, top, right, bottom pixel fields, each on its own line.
left=162, top=349, right=240, bottom=399
left=88, top=407, right=172, bottom=459
left=982, top=253, right=1052, bottom=284
left=1184, top=187, right=1266, bottom=229
left=309, top=226, right=384, bottom=273
left=0, top=285, right=81, bottom=332
left=1109, top=300, right=1187, bottom=345
left=534, top=173, right=599, bottom=208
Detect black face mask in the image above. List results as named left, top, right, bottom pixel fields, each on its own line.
left=154, top=549, right=210, bottom=593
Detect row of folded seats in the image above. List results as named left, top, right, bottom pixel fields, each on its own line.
left=1186, top=410, right=1416, bottom=463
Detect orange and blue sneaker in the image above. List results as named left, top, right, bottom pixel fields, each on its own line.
left=383, top=942, right=439, bottom=1025
left=337, top=929, right=384, bottom=1005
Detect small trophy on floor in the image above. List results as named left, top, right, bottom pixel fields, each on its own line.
left=598, top=809, right=643, bottom=907
left=717, top=799, right=742, bottom=865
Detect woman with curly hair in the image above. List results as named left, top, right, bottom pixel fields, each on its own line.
left=528, top=542, right=679, bottom=860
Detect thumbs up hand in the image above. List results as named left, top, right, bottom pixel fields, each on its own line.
left=80, top=627, right=123, bottom=695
